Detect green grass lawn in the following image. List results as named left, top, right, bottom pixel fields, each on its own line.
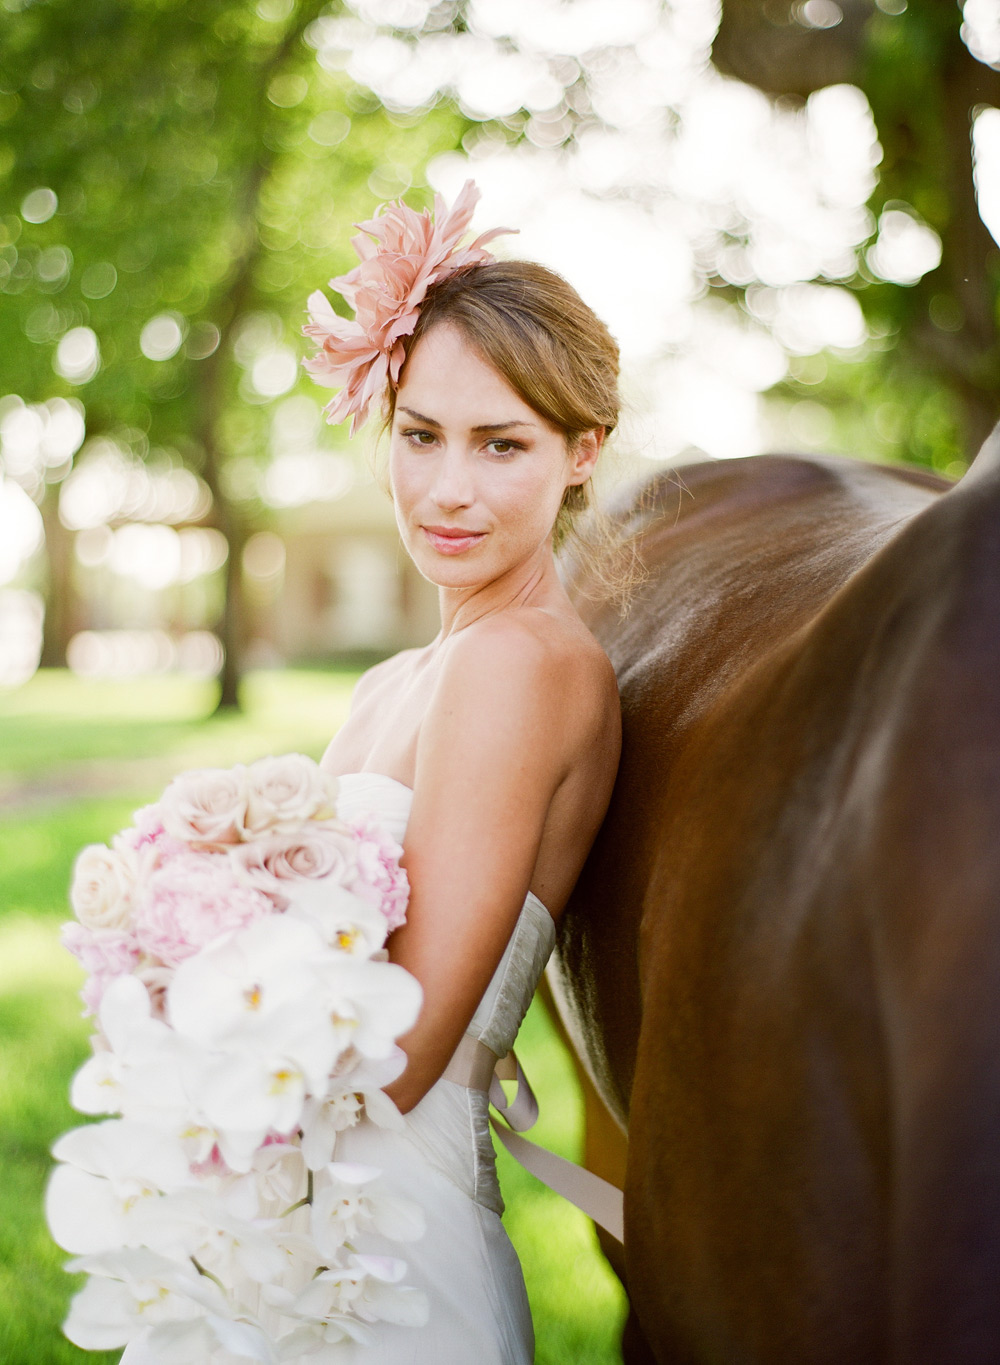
left=0, top=669, right=625, bottom=1364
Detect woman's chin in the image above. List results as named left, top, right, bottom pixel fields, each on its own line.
left=415, top=557, right=491, bottom=591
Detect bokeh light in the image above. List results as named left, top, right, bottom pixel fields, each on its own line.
left=0, top=588, right=44, bottom=686
left=140, top=313, right=186, bottom=361
left=66, top=628, right=224, bottom=678
left=973, top=106, right=1000, bottom=247
left=0, top=478, right=44, bottom=584
left=20, top=187, right=58, bottom=223
left=867, top=207, right=942, bottom=286
left=53, top=327, right=100, bottom=384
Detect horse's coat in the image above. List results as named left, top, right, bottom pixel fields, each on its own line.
left=550, top=432, right=1000, bottom=1363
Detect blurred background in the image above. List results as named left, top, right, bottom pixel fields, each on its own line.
left=0, top=0, right=998, bottom=1361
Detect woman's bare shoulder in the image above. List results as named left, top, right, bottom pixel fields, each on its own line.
left=436, top=607, right=617, bottom=734
left=458, top=606, right=614, bottom=680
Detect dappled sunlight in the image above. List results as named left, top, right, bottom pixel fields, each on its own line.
left=66, top=628, right=224, bottom=679
left=973, top=105, right=1000, bottom=247
left=58, top=442, right=211, bottom=530
left=0, top=914, right=82, bottom=999
left=0, top=396, right=85, bottom=495
left=866, top=207, right=943, bottom=286
left=0, top=480, right=43, bottom=586
left=0, top=589, right=43, bottom=687
left=963, top=0, right=1000, bottom=66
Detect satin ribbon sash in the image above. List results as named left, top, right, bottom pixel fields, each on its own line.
left=441, top=1033, right=624, bottom=1245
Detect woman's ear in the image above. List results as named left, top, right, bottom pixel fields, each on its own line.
left=566, top=427, right=605, bottom=486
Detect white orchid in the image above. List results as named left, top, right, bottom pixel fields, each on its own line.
left=310, top=1162, right=425, bottom=1259
left=168, top=917, right=338, bottom=1081
left=47, top=1119, right=193, bottom=1255
left=283, top=878, right=388, bottom=957
left=121, top=1314, right=277, bottom=1365
left=300, top=1052, right=406, bottom=1171
left=63, top=1246, right=232, bottom=1350
left=195, top=1052, right=310, bottom=1169
left=71, top=975, right=200, bottom=1125
left=249, top=1139, right=309, bottom=1210
left=284, top=1252, right=429, bottom=1329
left=263, top=1252, right=428, bottom=1357
left=320, top=957, right=423, bottom=1061
left=143, top=1184, right=288, bottom=1287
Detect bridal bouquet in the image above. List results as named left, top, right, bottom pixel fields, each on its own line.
left=46, top=754, right=428, bottom=1363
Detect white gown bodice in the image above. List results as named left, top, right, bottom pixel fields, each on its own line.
left=335, top=771, right=555, bottom=1214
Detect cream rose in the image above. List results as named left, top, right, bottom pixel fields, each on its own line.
left=69, top=844, right=136, bottom=932
left=160, top=765, right=249, bottom=845
left=229, top=826, right=357, bottom=900
left=243, top=754, right=340, bottom=836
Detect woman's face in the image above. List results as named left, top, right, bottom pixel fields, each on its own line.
left=389, top=323, right=600, bottom=591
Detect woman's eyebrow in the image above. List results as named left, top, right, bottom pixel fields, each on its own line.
left=397, top=406, right=536, bottom=433
left=471, top=420, right=536, bottom=434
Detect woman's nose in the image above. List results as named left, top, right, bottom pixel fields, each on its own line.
left=429, top=447, right=474, bottom=510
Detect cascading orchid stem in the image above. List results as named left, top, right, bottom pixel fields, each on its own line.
left=279, top=1162, right=314, bottom=1219
left=191, top=1255, right=227, bottom=1296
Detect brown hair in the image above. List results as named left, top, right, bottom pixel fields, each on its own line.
left=386, top=259, right=620, bottom=546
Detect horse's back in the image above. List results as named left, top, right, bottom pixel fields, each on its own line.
left=553, top=440, right=1000, bottom=1362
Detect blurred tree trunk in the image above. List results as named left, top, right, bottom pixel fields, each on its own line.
left=712, top=0, right=1000, bottom=461
left=38, top=484, right=74, bottom=669
left=198, top=0, right=332, bottom=714
left=712, top=0, right=873, bottom=96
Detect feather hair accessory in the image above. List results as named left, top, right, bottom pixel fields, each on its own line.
left=302, top=180, right=516, bottom=434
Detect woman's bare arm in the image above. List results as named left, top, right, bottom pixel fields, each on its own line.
left=383, top=614, right=599, bottom=1114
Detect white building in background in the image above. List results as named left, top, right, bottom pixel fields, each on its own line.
left=0, top=407, right=438, bottom=682
left=60, top=478, right=436, bottom=678
left=260, top=478, right=438, bottom=664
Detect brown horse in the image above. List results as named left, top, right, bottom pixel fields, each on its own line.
left=548, top=429, right=1000, bottom=1363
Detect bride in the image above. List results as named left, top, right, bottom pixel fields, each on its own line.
left=306, top=182, right=622, bottom=1363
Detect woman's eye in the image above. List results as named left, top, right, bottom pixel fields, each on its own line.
left=486, top=439, right=520, bottom=458
left=402, top=429, right=436, bottom=447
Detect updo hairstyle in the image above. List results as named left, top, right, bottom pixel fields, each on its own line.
left=386, top=260, right=621, bottom=549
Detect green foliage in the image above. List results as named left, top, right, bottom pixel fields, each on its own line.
left=0, top=0, right=475, bottom=687
left=844, top=0, right=1000, bottom=465
left=0, top=0, right=467, bottom=454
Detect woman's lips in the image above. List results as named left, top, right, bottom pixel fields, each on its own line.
left=421, top=525, right=486, bottom=555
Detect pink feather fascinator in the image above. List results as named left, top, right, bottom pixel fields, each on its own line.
left=302, top=180, right=516, bottom=433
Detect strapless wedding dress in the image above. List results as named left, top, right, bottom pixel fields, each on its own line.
left=322, top=771, right=556, bottom=1364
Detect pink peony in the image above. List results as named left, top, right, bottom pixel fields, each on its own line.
left=115, top=803, right=187, bottom=862
left=61, top=921, right=141, bottom=1015
left=345, top=815, right=409, bottom=932
left=302, top=179, right=516, bottom=434
left=132, top=851, right=272, bottom=967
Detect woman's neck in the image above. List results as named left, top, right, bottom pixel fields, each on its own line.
left=435, top=547, right=566, bottom=638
